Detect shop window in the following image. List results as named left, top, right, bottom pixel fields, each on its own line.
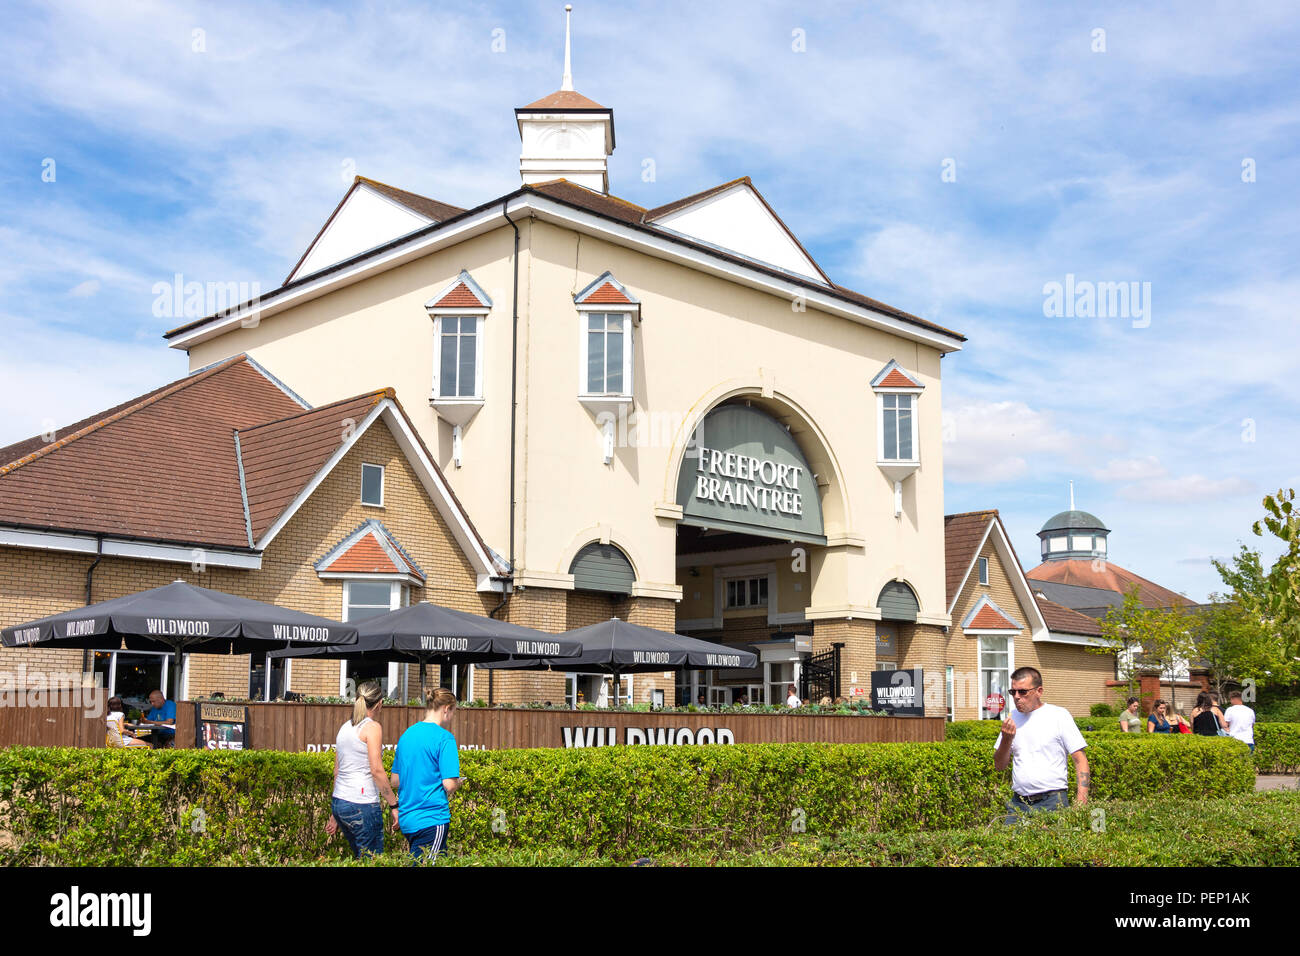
left=434, top=315, right=482, bottom=399
left=580, top=312, right=633, bottom=397
left=360, top=463, right=384, bottom=507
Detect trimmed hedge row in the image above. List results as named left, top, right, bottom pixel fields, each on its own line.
left=948, top=719, right=1300, bottom=773
left=0, top=736, right=1252, bottom=865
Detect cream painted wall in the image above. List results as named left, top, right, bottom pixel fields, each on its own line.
left=187, top=215, right=950, bottom=622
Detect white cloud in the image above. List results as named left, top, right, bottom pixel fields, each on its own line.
left=944, top=400, right=1078, bottom=485
left=1116, top=475, right=1256, bottom=504
left=1092, top=456, right=1166, bottom=482
left=68, top=279, right=100, bottom=298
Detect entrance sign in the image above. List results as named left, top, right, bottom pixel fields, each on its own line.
left=871, top=668, right=924, bottom=716
left=677, top=404, right=825, bottom=543
left=195, top=702, right=249, bottom=750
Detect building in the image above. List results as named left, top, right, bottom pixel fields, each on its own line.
left=1026, top=505, right=1198, bottom=617
left=0, top=16, right=1120, bottom=715
left=0, top=356, right=505, bottom=705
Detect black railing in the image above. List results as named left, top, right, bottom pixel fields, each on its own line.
left=800, top=642, right=843, bottom=702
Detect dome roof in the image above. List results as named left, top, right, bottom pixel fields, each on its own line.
left=1039, top=510, right=1109, bottom=534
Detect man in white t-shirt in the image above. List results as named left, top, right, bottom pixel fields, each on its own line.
left=994, top=666, right=1090, bottom=824
left=1223, top=691, right=1256, bottom=752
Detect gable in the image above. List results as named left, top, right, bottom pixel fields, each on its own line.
left=648, top=182, right=826, bottom=283
left=289, top=182, right=437, bottom=283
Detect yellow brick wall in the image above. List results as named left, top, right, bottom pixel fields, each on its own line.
left=811, top=618, right=876, bottom=701
left=0, top=417, right=496, bottom=701
left=948, top=536, right=1112, bottom=718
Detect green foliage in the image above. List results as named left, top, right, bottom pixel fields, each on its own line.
left=1201, top=546, right=1300, bottom=696
left=1254, top=687, right=1300, bottom=723
left=0, top=736, right=1253, bottom=865
left=1093, top=585, right=1194, bottom=695
left=1250, top=489, right=1300, bottom=664
left=1254, top=723, right=1300, bottom=773
left=1089, top=703, right=1116, bottom=717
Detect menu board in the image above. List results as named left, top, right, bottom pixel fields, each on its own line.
left=194, top=702, right=249, bottom=750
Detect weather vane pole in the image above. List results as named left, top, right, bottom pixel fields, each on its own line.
left=561, top=5, right=574, bottom=91
left=1069, top=479, right=1075, bottom=511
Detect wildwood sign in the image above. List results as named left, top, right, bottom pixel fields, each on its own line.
left=164, top=703, right=943, bottom=752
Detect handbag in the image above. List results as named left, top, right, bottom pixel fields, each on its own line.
left=1213, top=713, right=1229, bottom=737
left=1177, top=718, right=1191, bottom=734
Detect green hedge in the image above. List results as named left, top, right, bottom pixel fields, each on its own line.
left=1256, top=723, right=1300, bottom=773
left=0, top=737, right=1253, bottom=865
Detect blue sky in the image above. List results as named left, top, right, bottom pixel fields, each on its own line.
left=2, top=0, right=1297, bottom=601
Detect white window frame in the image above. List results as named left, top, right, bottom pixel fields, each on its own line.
left=360, top=463, right=385, bottom=508
left=577, top=308, right=635, bottom=399
left=94, top=649, right=172, bottom=704
left=725, top=575, right=769, bottom=609
left=875, top=390, right=920, bottom=465
left=566, top=672, right=633, bottom=708
left=978, top=556, right=989, bottom=586
left=431, top=313, right=485, bottom=401
left=979, top=634, right=1016, bottom=720
left=338, top=580, right=406, bottom=696
left=715, top=563, right=778, bottom=623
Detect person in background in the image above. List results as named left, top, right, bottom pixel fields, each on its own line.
left=1146, top=699, right=1174, bottom=733
left=105, top=696, right=149, bottom=749
left=141, top=689, right=176, bottom=748
left=696, top=692, right=707, bottom=707
left=1223, top=691, right=1257, bottom=752
left=325, top=679, right=398, bottom=859
left=1168, top=703, right=1191, bottom=734
left=1191, top=691, right=1226, bottom=736
left=390, top=687, right=464, bottom=864
left=1118, top=697, right=1142, bottom=733
left=785, top=684, right=801, bottom=708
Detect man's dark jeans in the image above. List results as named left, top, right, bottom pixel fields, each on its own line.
left=1003, top=789, right=1068, bottom=825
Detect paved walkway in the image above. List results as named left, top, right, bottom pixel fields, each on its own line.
left=1255, top=774, right=1299, bottom=791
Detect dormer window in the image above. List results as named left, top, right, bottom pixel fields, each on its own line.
left=870, top=360, right=924, bottom=515
left=575, top=272, right=639, bottom=405
left=426, top=271, right=492, bottom=455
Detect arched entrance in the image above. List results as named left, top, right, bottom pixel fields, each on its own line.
left=665, top=389, right=850, bottom=705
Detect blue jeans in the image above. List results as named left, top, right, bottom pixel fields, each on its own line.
left=1003, top=789, right=1068, bottom=825
left=332, top=797, right=384, bottom=858
left=405, top=823, right=449, bottom=865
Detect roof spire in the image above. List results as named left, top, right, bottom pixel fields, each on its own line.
left=561, top=5, right=574, bottom=92
left=1069, top=479, right=1075, bottom=511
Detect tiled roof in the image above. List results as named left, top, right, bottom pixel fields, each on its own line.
left=944, top=511, right=997, bottom=605
left=356, top=177, right=465, bottom=223
left=1034, top=594, right=1105, bottom=637
left=432, top=282, right=485, bottom=308
left=581, top=282, right=630, bottom=304
left=526, top=180, right=647, bottom=224
left=238, top=390, right=391, bottom=543
left=968, top=602, right=1019, bottom=630
left=519, top=90, right=608, bottom=110
left=319, top=520, right=425, bottom=581
left=878, top=368, right=921, bottom=388
left=0, top=357, right=302, bottom=548
left=1026, top=559, right=1196, bottom=609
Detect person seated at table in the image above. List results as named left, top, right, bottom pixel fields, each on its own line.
left=142, top=689, right=177, bottom=748
left=106, top=696, right=149, bottom=749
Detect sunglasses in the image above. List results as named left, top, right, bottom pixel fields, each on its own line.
left=1008, top=687, right=1038, bottom=697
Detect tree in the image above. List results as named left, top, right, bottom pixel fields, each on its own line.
left=1091, top=584, right=1195, bottom=701
left=1252, top=488, right=1300, bottom=663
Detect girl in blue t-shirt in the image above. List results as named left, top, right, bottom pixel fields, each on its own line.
left=390, top=687, right=464, bottom=864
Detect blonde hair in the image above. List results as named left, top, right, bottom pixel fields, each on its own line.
left=352, top=680, right=384, bottom=726
left=425, top=686, right=457, bottom=714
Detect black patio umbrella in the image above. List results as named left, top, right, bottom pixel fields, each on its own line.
left=270, top=601, right=582, bottom=700
left=0, top=580, right=358, bottom=702
left=481, top=617, right=759, bottom=699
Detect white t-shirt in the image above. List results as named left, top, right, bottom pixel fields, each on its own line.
left=994, top=702, right=1087, bottom=796
left=1223, top=704, right=1256, bottom=744
left=786, top=693, right=800, bottom=707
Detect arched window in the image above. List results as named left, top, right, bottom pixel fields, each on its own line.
left=569, top=543, right=635, bottom=594
left=877, top=581, right=919, bottom=623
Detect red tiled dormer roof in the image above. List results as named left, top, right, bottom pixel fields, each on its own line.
left=319, top=521, right=425, bottom=582
left=878, top=368, right=921, bottom=388
left=582, top=282, right=631, bottom=304
left=432, top=282, right=485, bottom=308
left=968, top=602, right=1019, bottom=630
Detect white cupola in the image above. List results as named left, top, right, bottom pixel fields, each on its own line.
left=515, top=5, right=615, bottom=193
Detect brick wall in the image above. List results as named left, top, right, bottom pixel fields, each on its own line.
left=811, top=618, right=876, bottom=701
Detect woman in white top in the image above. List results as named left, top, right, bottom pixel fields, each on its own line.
left=325, top=680, right=399, bottom=858
left=105, top=696, right=149, bottom=749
